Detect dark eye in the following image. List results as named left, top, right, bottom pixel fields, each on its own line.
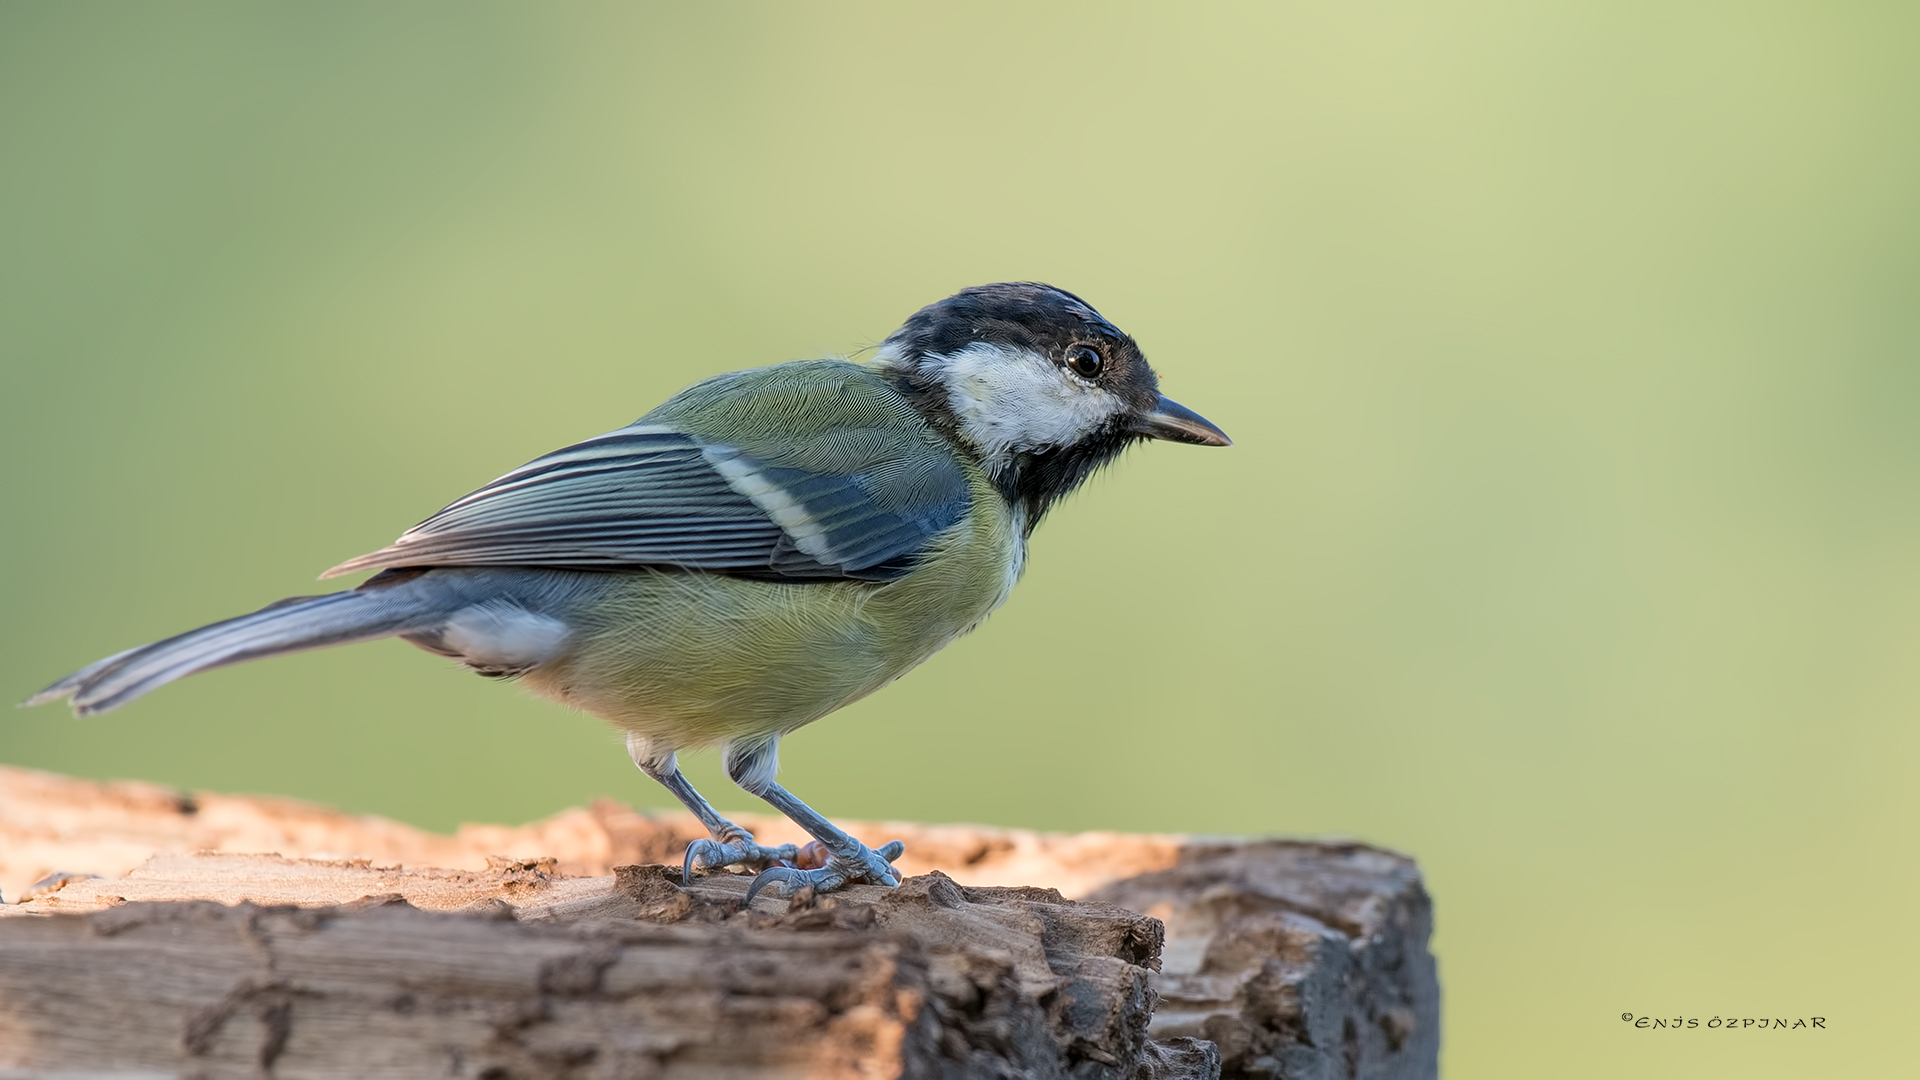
left=1064, top=345, right=1104, bottom=379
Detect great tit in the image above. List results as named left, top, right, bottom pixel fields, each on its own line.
left=27, top=283, right=1229, bottom=898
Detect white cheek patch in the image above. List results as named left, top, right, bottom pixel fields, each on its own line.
left=930, top=343, right=1123, bottom=471
left=442, top=603, right=572, bottom=671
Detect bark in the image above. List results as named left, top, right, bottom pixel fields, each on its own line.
left=0, top=766, right=1435, bottom=1079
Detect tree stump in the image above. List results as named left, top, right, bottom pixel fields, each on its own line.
left=0, top=766, right=1438, bottom=1078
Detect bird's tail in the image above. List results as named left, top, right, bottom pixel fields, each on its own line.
left=24, top=584, right=442, bottom=717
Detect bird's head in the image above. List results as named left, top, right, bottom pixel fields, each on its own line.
left=873, top=282, right=1229, bottom=527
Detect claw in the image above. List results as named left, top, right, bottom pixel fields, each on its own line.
left=681, top=830, right=801, bottom=884
left=741, top=838, right=905, bottom=903
left=745, top=866, right=813, bottom=905
left=681, top=838, right=719, bottom=885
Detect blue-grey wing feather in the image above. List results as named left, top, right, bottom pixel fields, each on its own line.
left=324, top=383, right=971, bottom=582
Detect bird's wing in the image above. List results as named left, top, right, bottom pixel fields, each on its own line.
left=322, top=362, right=972, bottom=583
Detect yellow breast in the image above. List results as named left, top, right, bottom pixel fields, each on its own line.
left=520, top=463, right=1021, bottom=750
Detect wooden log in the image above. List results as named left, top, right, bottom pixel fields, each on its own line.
left=0, top=766, right=1436, bottom=1079
left=1093, top=844, right=1439, bottom=1079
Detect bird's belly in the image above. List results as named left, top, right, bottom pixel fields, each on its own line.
left=519, top=549, right=1015, bottom=749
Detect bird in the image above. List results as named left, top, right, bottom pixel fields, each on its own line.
left=25, top=282, right=1230, bottom=899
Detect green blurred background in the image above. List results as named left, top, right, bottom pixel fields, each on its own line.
left=3, top=2, right=1915, bottom=1075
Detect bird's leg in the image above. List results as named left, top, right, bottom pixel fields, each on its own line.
left=625, top=733, right=801, bottom=883
left=722, top=737, right=905, bottom=902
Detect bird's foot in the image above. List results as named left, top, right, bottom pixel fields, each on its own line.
left=744, top=839, right=905, bottom=903
left=682, top=825, right=802, bottom=884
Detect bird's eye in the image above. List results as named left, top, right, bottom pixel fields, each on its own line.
left=1064, top=345, right=1104, bottom=379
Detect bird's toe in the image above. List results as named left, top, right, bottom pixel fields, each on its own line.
left=741, top=838, right=904, bottom=902
left=682, top=832, right=802, bottom=884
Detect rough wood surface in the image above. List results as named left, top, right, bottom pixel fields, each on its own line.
left=0, top=766, right=1181, bottom=904
left=0, top=766, right=1437, bottom=1079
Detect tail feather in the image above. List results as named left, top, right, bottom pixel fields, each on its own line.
left=22, top=645, right=147, bottom=709
left=24, top=588, right=440, bottom=717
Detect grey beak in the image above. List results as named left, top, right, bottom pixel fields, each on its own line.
left=1129, top=395, right=1232, bottom=446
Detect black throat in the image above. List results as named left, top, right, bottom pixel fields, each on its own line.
left=996, top=430, right=1140, bottom=530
